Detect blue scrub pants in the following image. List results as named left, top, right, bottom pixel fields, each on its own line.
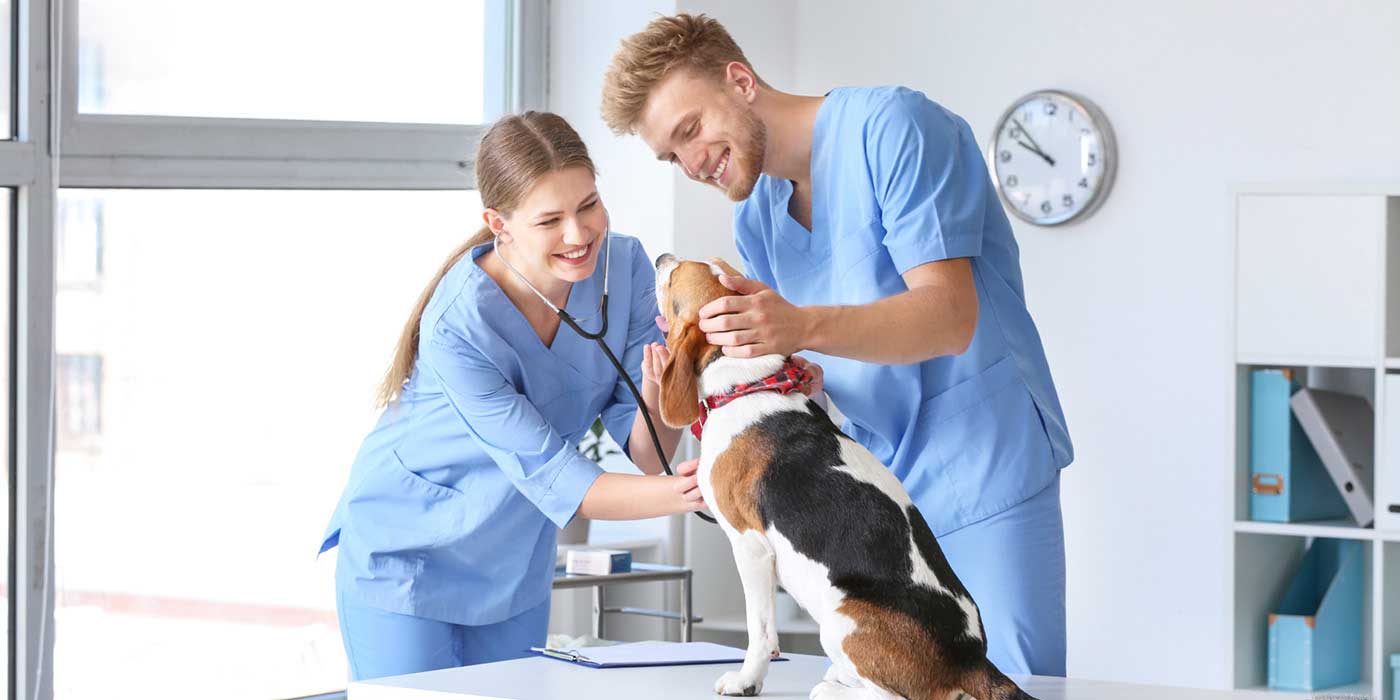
left=937, top=472, right=1066, bottom=677
left=336, top=591, right=551, bottom=681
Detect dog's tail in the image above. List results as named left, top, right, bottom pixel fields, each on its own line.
left=959, top=660, right=1040, bottom=700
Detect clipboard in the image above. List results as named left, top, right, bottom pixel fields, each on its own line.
left=528, top=641, right=788, bottom=669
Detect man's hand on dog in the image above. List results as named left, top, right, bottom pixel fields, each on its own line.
left=651, top=315, right=824, bottom=398
left=698, top=274, right=812, bottom=359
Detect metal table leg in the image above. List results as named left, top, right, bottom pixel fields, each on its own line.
left=592, top=584, right=605, bottom=640
left=681, top=569, right=693, bottom=642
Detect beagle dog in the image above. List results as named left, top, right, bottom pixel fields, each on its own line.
left=654, top=255, right=1036, bottom=700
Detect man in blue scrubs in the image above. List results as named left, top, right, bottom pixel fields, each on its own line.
left=602, top=14, right=1073, bottom=676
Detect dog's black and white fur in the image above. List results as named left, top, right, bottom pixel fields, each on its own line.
left=654, top=256, right=1035, bottom=700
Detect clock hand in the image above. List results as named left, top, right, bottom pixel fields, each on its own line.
left=1015, top=139, right=1056, bottom=167
left=1011, top=118, right=1046, bottom=152
left=1011, top=118, right=1058, bottom=165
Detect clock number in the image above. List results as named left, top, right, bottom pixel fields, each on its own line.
left=1062, top=194, right=1074, bottom=208
left=999, top=150, right=1012, bottom=163
left=1006, top=175, right=1018, bottom=188
left=1087, top=153, right=1098, bottom=167
left=1010, top=126, right=1022, bottom=139
left=1044, top=102, right=1058, bottom=116
left=1078, top=177, right=1089, bottom=188
left=1040, top=200, right=1052, bottom=214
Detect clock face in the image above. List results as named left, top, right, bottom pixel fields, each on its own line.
left=989, top=90, right=1116, bottom=226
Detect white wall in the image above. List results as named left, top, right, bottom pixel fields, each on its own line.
left=549, top=0, right=677, bottom=260
left=789, top=0, right=1400, bottom=690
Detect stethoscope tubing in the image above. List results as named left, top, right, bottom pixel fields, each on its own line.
left=494, top=209, right=717, bottom=524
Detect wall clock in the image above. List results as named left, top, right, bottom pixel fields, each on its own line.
left=988, top=89, right=1117, bottom=226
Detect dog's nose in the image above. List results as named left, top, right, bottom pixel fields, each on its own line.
left=654, top=253, right=677, bottom=270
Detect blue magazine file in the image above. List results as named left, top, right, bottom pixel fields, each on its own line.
left=1250, top=369, right=1348, bottom=522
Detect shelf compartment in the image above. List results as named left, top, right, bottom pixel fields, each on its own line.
left=1234, top=364, right=1377, bottom=523
left=1233, top=534, right=1372, bottom=695
left=1237, top=195, right=1387, bottom=362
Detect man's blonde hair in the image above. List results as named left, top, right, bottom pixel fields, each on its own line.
left=601, top=13, right=762, bottom=135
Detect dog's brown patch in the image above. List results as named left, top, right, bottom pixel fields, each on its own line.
left=708, top=427, right=772, bottom=532
left=838, top=599, right=956, bottom=700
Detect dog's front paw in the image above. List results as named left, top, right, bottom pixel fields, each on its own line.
left=715, top=670, right=763, bottom=697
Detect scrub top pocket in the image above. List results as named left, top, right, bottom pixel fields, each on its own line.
left=920, top=356, right=1057, bottom=526
left=341, top=451, right=468, bottom=567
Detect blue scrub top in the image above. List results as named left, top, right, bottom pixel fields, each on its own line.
left=734, top=86, right=1073, bottom=536
left=320, top=233, right=663, bottom=626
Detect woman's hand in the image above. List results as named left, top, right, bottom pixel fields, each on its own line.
left=640, top=341, right=669, bottom=413
left=672, top=458, right=706, bottom=510
left=578, top=468, right=707, bottom=520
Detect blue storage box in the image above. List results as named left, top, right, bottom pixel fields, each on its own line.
left=1250, top=369, right=1350, bottom=522
left=1267, top=538, right=1364, bottom=691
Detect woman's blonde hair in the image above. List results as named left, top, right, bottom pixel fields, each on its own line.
left=601, top=13, right=763, bottom=135
left=376, top=111, right=597, bottom=407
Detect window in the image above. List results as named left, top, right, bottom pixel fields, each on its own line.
left=55, top=355, right=102, bottom=447
left=9, top=2, right=544, bottom=697
left=56, top=194, right=103, bottom=288
left=77, top=0, right=502, bottom=125
left=53, top=189, right=482, bottom=699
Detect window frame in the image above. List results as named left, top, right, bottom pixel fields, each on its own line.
left=11, top=1, right=550, bottom=698
left=56, top=0, right=529, bottom=190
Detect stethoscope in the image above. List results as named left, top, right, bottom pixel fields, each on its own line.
left=493, top=208, right=718, bottom=524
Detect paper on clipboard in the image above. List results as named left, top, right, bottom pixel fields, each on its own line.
left=528, top=641, right=788, bottom=668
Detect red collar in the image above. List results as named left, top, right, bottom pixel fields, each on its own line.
left=690, top=359, right=813, bottom=440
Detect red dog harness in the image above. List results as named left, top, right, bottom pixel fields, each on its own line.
left=691, top=360, right=814, bottom=440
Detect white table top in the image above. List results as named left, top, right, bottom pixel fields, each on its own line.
left=348, top=652, right=1273, bottom=700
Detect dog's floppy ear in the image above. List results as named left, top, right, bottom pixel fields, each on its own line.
left=658, top=317, right=706, bottom=428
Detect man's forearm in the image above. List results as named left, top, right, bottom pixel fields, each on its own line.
left=802, top=285, right=977, bottom=365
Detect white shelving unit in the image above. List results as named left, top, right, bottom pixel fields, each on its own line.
left=1230, top=187, right=1400, bottom=700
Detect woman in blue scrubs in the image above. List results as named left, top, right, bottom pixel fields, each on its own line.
left=319, top=111, right=706, bottom=680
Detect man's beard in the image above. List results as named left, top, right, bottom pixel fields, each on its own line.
left=724, top=107, right=767, bottom=202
